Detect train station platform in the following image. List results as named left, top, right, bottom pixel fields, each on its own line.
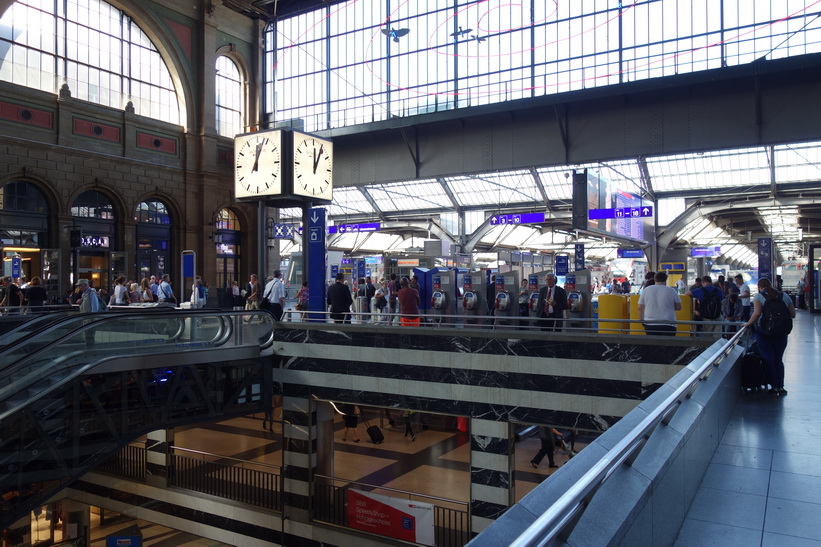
left=674, top=309, right=821, bottom=545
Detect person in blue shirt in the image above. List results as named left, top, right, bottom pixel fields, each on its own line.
left=685, top=275, right=724, bottom=336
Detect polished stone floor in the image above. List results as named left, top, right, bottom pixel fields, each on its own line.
left=675, top=309, right=821, bottom=546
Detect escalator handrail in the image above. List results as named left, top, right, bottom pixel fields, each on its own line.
left=0, top=309, right=271, bottom=376
left=0, top=310, right=274, bottom=422
left=0, top=311, right=191, bottom=375
left=0, top=311, right=77, bottom=355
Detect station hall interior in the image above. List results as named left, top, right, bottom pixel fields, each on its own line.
left=3, top=0, right=821, bottom=546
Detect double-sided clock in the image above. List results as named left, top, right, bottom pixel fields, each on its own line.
left=234, top=130, right=282, bottom=200
left=292, top=132, right=333, bottom=202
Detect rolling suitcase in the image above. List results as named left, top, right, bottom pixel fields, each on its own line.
left=741, top=351, right=767, bottom=391
left=364, top=419, right=384, bottom=444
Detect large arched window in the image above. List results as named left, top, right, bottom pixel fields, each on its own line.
left=71, top=190, right=114, bottom=219
left=214, top=208, right=241, bottom=289
left=1, top=181, right=49, bottom=247
left=0, top=0, right=182, bottom=124
left=216, top=56, right=244, bottom=138
left=134, top=199, right=171, bottom=224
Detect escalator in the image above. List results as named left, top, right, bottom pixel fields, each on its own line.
left=0, top=308, right=275, bottom=530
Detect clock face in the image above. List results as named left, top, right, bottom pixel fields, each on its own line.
left=292, top=134, right=333, bottom=201
left=234, top=130, right=282, bottom=200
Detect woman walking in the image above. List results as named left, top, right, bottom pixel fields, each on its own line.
left=744, top=278, right=795, bottom=395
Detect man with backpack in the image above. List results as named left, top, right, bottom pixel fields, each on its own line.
left=685, top=275, right=724, bottom=336
left=744, top=277, right=796, bottom=396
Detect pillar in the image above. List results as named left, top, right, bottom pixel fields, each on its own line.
left=61, top=500, right=90, bottom=543
left=145, top=428, right=174, bottom=488
left=281, top=396, right=334, bottom=524
left=469, top=418, right=515, bottom=536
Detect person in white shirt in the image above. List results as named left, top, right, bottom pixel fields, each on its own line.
left=638, top=272, right=682, bottom=336
left=734, top=274, right=752, bottom=321
left=263, top=271, right=286, bottom=321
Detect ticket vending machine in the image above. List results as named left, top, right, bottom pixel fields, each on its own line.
left=527, top=273, right=542, bottom=324
left=462, top=273, right=485, bottom=324
left=493, top=271, right=520, bottom=327
left=566, top=269, right=593, bottom=330
left=430, top=270, right=457, bottom=323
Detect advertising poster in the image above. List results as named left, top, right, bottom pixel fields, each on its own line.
left=347, top=489, right=435, bottom=546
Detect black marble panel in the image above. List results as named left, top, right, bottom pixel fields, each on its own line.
left=285, top=438, right=312, bottom=455
left=470, top=435, right=511, bottom=455
left=471, top=467, right=510, bottom=489
left=282, top=408, right=312, bottom=427
left=274, top=326, right=706, bottom=366
left=471, top=499, right=509, bottom=519
left=286, top=383, right=624, bottom=431
left=283, top=465, right=310, bottom=482
left=282, top=356, right=655, bottom=400
left=74, top=480, right=291, bottom=544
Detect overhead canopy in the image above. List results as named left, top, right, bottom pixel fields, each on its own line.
left=276, top=140, right=821, bottom=268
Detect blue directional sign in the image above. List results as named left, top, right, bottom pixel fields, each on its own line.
left=758, top=238, right=773, bottom=281
left=555, top=255, right=569, bottom=276
left=330, top=265, right=339, bottom=278
left=690, top=246, right=721, bottom=257
left=618, top=249, right=644, bottom=259
left=589, top=206, right=653, bottom=220
left=334, top=222, right=381, bottom=234
left=489, top=212, right=546, bottom=226
left=574, top=244, right=585, bottom=271
left=307, top=208, right=327, bottom=320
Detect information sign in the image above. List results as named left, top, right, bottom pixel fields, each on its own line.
left=555, top=255, right=569, bottom=276
left=589, top=206, right=653, bottom=220
left=489, top=212, right=545, bottom=225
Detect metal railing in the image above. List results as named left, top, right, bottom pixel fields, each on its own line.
left=169, top=447, right=281, bottom=511
left=313, top=474, right=470, bottom=547
left=98, top=443, right=146, bottom=481
left=279, top=307, right=739, bottom=337
left=508, top=326, right=748, bottom=547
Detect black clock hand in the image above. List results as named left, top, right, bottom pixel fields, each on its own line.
left=252, top=142, right=264, bottom=172
left=312, top=145, right=324, bottom=174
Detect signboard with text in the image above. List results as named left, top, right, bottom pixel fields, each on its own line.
left=347, top=489, right=434, bottom=546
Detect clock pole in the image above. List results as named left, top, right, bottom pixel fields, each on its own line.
left=258, top=200, right=267, bottom=284
left=302, top=202, right=311, bottom=289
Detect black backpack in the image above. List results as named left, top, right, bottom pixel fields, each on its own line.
left=759, top=292, right=793, bottom=337
left=698, top=287, right=722, bottom=319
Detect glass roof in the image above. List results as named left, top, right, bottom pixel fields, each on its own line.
left=268, top=140, right=821, bottom=268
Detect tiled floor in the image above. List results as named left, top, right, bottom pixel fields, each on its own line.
left=675, top=309, right=821, bottom=546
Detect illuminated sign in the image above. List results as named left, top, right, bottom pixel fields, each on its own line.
left=489, top=212, right=545, bottom=225
left=81, top=235, right=110, bottom=248
left=690, top=246, right=721, bottom=257
left=589, top=206, right=653, bottom=219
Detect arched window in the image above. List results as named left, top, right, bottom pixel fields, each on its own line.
left=1, top=181, right=48, bottom=214
left=1, top=181, right=49, bottom=247
left=71, top=190, right=114, bottom=219
left=134, top=199, right=171, bottom=224
left=215, top=208, right=241, bottom=231
left=216, top=56, right=244, bottom=137
left=214, top=208, right=241, bottom=289
left=0, top=0, right=183, bottom=124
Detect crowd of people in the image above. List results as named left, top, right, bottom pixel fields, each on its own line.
left=326, top=272, right=421, bottom=326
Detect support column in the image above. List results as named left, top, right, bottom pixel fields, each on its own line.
left=281, top=396, right=334, bottom=524
left=469, top=418, right=515, bottom=536
left=145, top=428, right=174, bottom=488
left=61, top=500, right=90, bottom=543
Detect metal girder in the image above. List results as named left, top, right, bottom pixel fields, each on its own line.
left=436, top=177, right=462, bottom=212
left=380, top=218, right=458, bottom=244
left=768, top=145, right=778, bottom=198
left=357, top=186, right=387, bottom=221
left=529, top=167, right=551, bottom=211
left=463, top=211, right=571, bottom=252
left=637, top=157, right=655, bottom=200
left=657, top=195, right=821, bottom=249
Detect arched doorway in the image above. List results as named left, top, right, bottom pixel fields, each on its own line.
left=214, top=208, right=242, bottom=290
left=134, top=199, right=172, bottom=282
left=70, top=190, right=117, bottom=293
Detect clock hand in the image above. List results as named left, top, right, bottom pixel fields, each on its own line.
left=252, top=142, right=264, bottom=172
left=312, top=145, right=324, bottom=174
